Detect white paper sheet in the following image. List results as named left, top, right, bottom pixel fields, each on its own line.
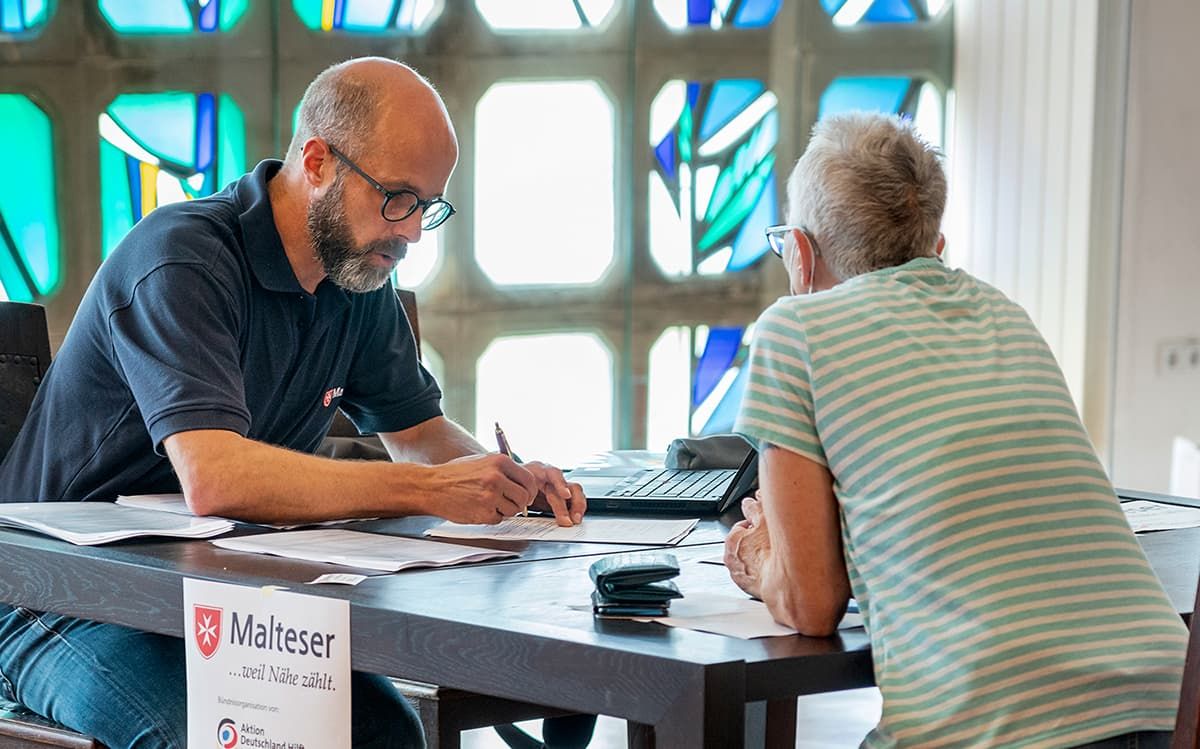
left=0, top=502, right=233, bottom=545
left=425, top=516, right=698, bottom=545
left=212, top=529, right=518, bottom=572
left=1121, top=499, right=1200, bottom=533
left=627, top=591, right=863, bottom=639
left=116, top=493, right=373, bottom=530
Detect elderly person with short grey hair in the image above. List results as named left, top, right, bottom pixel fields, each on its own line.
left=726, top=111, right=1186, bottom=749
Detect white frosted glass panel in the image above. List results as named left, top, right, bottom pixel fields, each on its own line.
left=646, top=327, right=691, bottom=452
left=476, top=0, right=615, bottom=30
left=914, top=82, right=944, bottom=151
left=475, top=81, right=614, bottom=285
left=393, top=226, right=441, bottom=288
left=475, top=333, right=613, bottom=467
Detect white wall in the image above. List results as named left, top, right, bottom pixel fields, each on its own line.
left=947, top=0, right=1099, bottom=409
left=1111, top=0, right=1200, bottom=492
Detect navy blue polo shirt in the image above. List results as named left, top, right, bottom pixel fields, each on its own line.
left=0, top=160, right=442, bottom=502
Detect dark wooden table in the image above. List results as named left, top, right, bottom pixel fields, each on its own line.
left=0, top=520, right=1194, bottom=748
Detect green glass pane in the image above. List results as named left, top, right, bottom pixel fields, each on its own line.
left=217, top=94, right=246, bottom=192
left=697, top=154, right=774, bottom=250
left=679, top=103, right=693, bottom=164
left=99, top=0, right=193, bottom=33
left=99, top=140, right=135, bottom=260
left=703, top=167, right=735, bottom=224
left=293, top=0, right=323, bottom=30
left=220, top=0, right=250, bottom=30
left=26, top=0, right=49, bottom=26
left=0, top=95, right=59, bottom=298
left=0, top=251, right=32, bottom=302
left=108, top=93, right=197, bottom=168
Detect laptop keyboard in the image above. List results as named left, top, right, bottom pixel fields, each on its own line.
left=610, top=468, right=737, bottom=499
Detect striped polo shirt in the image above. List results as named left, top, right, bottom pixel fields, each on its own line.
left=736, top=257, right=1187, bottom=748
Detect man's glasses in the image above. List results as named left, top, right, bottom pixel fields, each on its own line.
left=327, top=144, right=456, bottom=231
left=765, top=224, right=822, bottom=259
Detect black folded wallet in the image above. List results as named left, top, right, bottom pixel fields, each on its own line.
left=589, top=553, right=682, bottom=616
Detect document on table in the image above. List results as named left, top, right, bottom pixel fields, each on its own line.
left=1121, top=499, right=1200, bottom=533
left=630, top=591, right=863, bottom=639
left=211, top=529, right=518, bottom=572
left=116, top=493, right=373, bottom=530
left=425, top=516, right=698, bottom=545
left=0, top=502, right=234, bottom=545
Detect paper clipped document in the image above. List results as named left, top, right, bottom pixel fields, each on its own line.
left=0, top=502, right=234, bottom=545
left=211, top=529, right=518, bottom=572
left=1121, top=499, right=1200, bottom=533
left=425, top=516, right=698, bottom=546
left=116, top=493, right=372, bottom=530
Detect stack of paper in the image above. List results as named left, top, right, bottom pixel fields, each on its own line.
left=0, top=502, right=234, bottom=546
left=1121, top=499, right=1200, bottom=533
left=212, top=529, right=519, bottom=572
left=425, top=516, right=698, bottom=545
left=631, top=591, right=864, bottom=639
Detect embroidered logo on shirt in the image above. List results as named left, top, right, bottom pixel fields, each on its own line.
left=322, top=386, right=344, bottom=407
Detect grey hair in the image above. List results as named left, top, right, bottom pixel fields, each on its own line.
left=786, top=112, right=946, bottom=280
left=284, top=61, right=379, bottom=163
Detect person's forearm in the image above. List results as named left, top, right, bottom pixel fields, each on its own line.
left=380, top=415, right=487, bottom=464
left=760, top=551, right=850, bottom=637
left=166, top=430, right=437, bottom=523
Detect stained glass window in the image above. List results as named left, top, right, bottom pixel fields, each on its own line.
left=293, top=0, right=441, bottom=33
left=652, top=0, right=781, bottom=30
left=99, top=92, right=246, bottom=258
left=99, top=0, right=248, bottom=34
left=649, top=79, right=778, bottom=277
left=475, top=80, right=614, bottom=285
left=0, top=0, right=51, bottom=34
left=646, top=324, right=753, bottom=448
left=819, top=76, right=944, bottom=149
left=0, top=95, right=59, bottom=302
left=475, top=333, right=613, bottom=467
left=821, top=0, right=949, bottom=26
left=476, top=0, right=615, bottom=30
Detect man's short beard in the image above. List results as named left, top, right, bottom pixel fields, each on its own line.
left=306, top=177, right=405, bottom=294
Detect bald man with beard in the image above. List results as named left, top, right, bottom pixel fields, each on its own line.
left=0, top=58, right=586, bottom=748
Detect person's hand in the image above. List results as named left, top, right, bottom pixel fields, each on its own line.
left=432, top=453, right=540, bottom=524
left=724, top=495, right=771, bottom=599
left=523, top=461, right=587, bottom=526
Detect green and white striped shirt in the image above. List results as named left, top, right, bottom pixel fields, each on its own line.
left=736, top=258, right=1187, bottom=748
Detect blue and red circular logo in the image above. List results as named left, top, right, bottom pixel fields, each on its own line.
left=217, top=718, right=238, bottom=748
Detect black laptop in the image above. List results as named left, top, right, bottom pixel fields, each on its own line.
left=567, top=447, right=758, bottom=515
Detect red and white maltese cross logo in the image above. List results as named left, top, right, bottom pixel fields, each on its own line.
left=194, top=605, right=223, bottom=659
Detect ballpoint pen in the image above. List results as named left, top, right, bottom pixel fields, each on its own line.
left=493, top=422, right=528, bottom=516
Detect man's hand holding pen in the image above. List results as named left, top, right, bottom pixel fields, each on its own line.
left=495, top=422, right=587, bottom=526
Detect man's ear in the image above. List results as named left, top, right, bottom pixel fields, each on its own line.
left=935, top=233, right=946, bottom=258
left=300, top=138, right=333, bottom=189
left=792, top=228, right=817, bottom=289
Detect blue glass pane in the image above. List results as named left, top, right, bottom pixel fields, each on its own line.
left=0, top=0, right=21, bottom=31
left=699, top=80, right=763, bottom=143
left=693, top=327, right=742, bottom=407
left=865, top=0, right=917, bottom=23
left=687, top=0, right=709, bottom=25
left=819, top=76, right=912, bottom=118
left=654, top=132, right=677, bottom=181
left=199, top=0, right=219, bottom=30
left=700, top=364, right=747, bottom=435
left=195, top=93, right=215, bottom=173
left=821, top=0, right=844, bottom=12
left=727, top=174, right=775, bottom=271
left=734, top=0, right=781, bottom=27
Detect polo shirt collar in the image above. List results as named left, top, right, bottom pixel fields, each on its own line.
left=236, top=160, right=352, bottom=313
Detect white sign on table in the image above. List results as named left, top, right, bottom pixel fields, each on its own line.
left=183, top=579, right=351, bottom=748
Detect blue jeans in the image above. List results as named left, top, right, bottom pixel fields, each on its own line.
left=0, top=604, right=424, bottom=749
left=1071, top=731, right=1172, bottom=749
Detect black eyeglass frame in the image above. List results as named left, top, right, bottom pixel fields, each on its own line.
left=764, top=224, right=823, bottom=259
left=327, top=144, right=456, bottom=230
